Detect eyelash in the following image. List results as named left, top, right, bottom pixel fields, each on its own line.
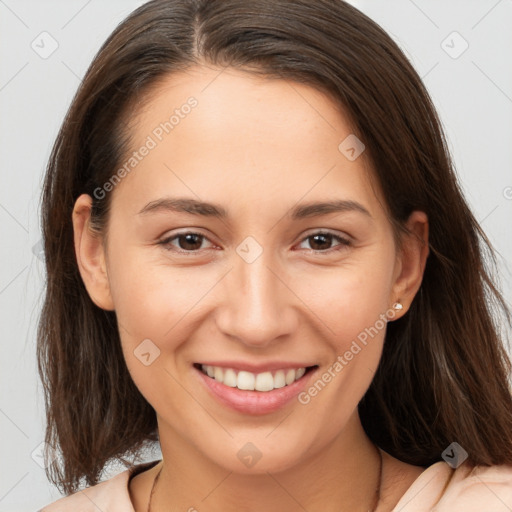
left=158, top=230, right=352, bottom=256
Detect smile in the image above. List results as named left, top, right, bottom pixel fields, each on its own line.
left=193, top=362, right=319, bottom=415
left=198, top=364, right=312, bottom=392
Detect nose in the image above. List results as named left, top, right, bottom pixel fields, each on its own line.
left=215, top=249, right=296, bottom=349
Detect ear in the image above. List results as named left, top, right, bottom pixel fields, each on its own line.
left=72, top=194, right=115, bottom=311
left=389, top=210, right=429, bottom=320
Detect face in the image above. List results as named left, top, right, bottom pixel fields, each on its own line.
left=74, top=65, right=428, bottom=474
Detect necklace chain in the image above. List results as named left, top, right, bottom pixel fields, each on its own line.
left=147, top=445, right=383, bottom=512
left=146, top=463, right=162, bottom=512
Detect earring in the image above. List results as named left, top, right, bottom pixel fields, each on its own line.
left=392, top=302, right=403, bottom=311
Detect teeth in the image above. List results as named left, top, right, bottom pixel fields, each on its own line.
left=214, top=366, right=224, bottom=382
left=237, top=371, right=255, bottom=390
left=200, top=365, right=309, bottom=392
left=296, top=367, right=306, bottom=379
left=285, top=369, right=296, bottom=385
left=273, top=370, right=286, bottom=388
left=255, top=371, right=274, bottom=392
left=223, top=368, right=237, bottom=387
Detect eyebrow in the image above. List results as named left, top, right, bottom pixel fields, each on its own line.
left=137, top=197, right=372, bottom=220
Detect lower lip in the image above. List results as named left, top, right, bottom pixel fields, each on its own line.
left=194, top=366, right=318, bottom=415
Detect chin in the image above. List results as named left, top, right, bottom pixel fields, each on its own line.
left=201, top=432, right=316, bottom=476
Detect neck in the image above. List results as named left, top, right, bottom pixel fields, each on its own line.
left=149, top=413, right=383, bottom=512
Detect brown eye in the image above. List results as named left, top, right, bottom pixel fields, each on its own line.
left=176, top=233, right=204, bottom=251
left=309, top=233, right=334, bottom=251
left=160, top=232, right=213, bottom=253
left=298, top=232, right=351, bottom=253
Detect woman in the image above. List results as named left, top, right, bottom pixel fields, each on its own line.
left=38, top=0, right=512, bottom=510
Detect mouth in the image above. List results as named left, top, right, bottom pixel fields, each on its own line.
left=193, top=363, right=317, bottom=392
left=193, top=362, right=319, bottom=415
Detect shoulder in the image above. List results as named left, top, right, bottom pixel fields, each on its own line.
left=393, top=459, right=512, bottom=511
left=39, top=460, right=160, bottom=512
left=436, top=462, right=512, bottom=510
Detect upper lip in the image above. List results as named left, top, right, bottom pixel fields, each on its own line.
left=195, top=361, right=317, bottom=373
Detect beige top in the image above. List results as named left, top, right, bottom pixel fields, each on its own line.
left=39, top=458, right=512, bottom=511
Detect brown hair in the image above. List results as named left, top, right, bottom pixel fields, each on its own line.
left=38, top=0, right=512, bottom=495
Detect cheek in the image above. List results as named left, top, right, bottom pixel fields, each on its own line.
left=106, top=246, right=223, bottom=376
left=108, top=256, right=205, bottom=409
left=107, top=244, right=199, bottom=335
left=301, top=254, right=395, bottom=348
left=292, top=250, right=394, bottom=416
left=294, top=281, right=389, bottom=451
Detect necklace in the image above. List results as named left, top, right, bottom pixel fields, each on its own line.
left=146, top=463, right=162, bottom=512
left=369, top=445, right=383, bottom=512
left=147, top=445, right=383, bottom=512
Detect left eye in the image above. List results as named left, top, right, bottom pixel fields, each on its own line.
left=298, top=232, right=351, bottom=252
left=159, top=231, right=351, bottom=254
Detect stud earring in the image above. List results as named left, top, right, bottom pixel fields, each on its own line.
left=392, top=302, right=403, bottom=311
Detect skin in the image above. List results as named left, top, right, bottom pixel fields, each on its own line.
left=72, top=65, right=429, bottom=511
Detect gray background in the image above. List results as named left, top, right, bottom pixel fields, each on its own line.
left=1, top=1, right=511, bottom=510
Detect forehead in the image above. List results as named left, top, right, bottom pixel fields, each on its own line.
left=111, top=65, right=384, bottom=219
left=134, top=65, right=351, bottom=148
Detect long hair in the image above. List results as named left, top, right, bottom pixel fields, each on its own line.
left=37, top=0, right=512, bottom=495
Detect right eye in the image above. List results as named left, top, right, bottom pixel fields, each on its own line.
left=158, top=231, right=216, bottom=254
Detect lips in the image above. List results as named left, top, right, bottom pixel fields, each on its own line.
left=193, top=362, right=318, bottom=415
